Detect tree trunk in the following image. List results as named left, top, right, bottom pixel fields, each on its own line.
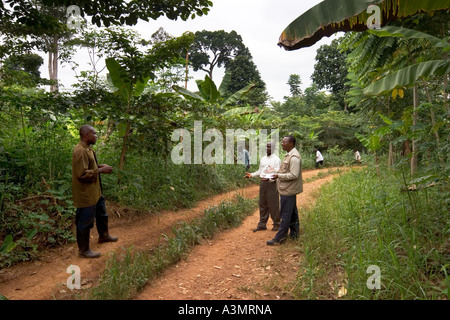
left=388, top=142, right=394, bottom=170
left=375, top=154, right=380, bottom=178
left=48, top=35, right=59, bottom=93
left=424, top=85, right=440, bottom=144
left=119, top=120, right=131, bottom=171
left=411, top=85, right=419, bottom=176
left=443, top=52, right=449, bottom=114
left=403, top=139, right=411, bottom=157
left=101, top=119, right=115, bottom=145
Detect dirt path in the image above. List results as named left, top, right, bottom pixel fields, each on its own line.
left=134, top=172, right=337, bottom=300
left=0, top=168, right=341, bottom=300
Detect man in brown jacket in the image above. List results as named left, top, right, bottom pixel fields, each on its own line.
left=267, top=135, right=303, bottom=245
left=72, top=125, right=118, bottom=258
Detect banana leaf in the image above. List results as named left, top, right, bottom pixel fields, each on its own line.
left=278, top=0, right=450, bottom=50
left=368, top=26, right=446, bottom=48
left=196, top=75, right=220, bottom=102
left=220, top=83, right=256, bottom=108
left=218, top=72, right=232, bottom=97
left=364, top=59, right=450, bottom=95
left=355, top=132, right=382, bottom=152
left=172, top=85, right=205, bottom=101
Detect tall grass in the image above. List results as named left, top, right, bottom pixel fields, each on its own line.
left=87, top=196, right=258, bottom=300
left=294, top=165, right=449, bottom=300
left=99, top=148, right=256, bottom=212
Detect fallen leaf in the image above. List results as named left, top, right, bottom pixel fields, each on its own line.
left=338, top=286, right=347, bottom=298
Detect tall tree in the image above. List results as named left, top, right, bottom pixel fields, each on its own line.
left=0, top=53, right=44, bottom=87
left=224, top=52, right=269, bottom=106
left=188, top=30, right=246, bottom=80
left=0, top=1, right=77, bottom=92
left=189, top=30, right=268, bottom=106
left=311, top=38, right=349, bottom=110
left=287, top=74, right=303, bottom=97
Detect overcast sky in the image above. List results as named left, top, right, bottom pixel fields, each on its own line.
left=55, top=0, right=342, bottom=102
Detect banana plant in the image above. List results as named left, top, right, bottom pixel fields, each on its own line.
left=106, top=57, right=150, bottom=170
left=173, top=72, right=255, bottom=108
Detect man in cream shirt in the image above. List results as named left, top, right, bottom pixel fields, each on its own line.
left=268, top=135, right=303, bottom=245
left=245, top=142, right=281, bottom=232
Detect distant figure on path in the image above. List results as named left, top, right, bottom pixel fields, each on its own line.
left=314, top=148, right=324, bottom=169
left=72, top=125, right=118, bottom=258
left=238, top=145, right=251, bottom=170
left=354, top=150, right=361, bottom=163
left=268, top=136, right=303, bottom=246
left=245, top=142, right=281, bottom=232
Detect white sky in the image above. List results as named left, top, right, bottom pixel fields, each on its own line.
left=54, top=0, right=342, bottom=102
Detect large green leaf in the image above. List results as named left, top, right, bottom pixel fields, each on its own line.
left=364, top=59, right=450, bottom=95
left=174, top=74, right=255, bottom=106
left=0, top=234, right=16, bottom=254
left=222, top=106, right=255, bottom=117
left=133, top=76, right=150, bottom=97
left=355, top=132, right=382, bottom=152
left=105, top=58, right=132, bottom=102
left=198, top=75, right=220, bottom=102
left=218, top=72, right=231, bottom=97
left=221, top=83, right=256, bottom=107
left=172, top=85, right=205, bottom=101
left=278, top=0, right=450, bottom=50
left=368, top=26, right=446, bottom=48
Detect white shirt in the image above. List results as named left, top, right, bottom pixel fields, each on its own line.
left=316, top=150, right=324, bottom=162
left=251, top=154, right=281, bottom=179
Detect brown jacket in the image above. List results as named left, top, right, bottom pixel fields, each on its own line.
left=276, top=148, right=303, bottom=196
left=71, top=141, right=102, bottom=208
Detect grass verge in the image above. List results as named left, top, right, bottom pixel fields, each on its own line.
left=294, top=166, right=449, bottom=300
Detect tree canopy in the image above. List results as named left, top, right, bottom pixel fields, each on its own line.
left=0, top=0, right=213, bottom=30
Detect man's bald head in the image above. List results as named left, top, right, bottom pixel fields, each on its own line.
left=80, top=125, right=94, bottom=137
left=79, top=125, right=98, bottom=145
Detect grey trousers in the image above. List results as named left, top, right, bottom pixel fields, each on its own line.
left=257, top=180, right=280, bottom=228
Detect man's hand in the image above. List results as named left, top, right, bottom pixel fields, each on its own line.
left=244, top=172, right=252, bottom=178
left=98, top=165, right=113, bottom=174
left=272, top=174, right=278, bottom=180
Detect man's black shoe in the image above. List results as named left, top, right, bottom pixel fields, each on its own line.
left=253, top=227, right=267, bottom=232
left=266, top=238, right=286, bottom=246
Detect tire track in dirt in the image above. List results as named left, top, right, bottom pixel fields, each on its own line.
left=134, top=171, right=340, bottom=300
left=0, top=168, right=342, bottom=300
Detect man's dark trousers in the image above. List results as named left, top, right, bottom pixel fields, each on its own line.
left=273, top=195, right=299, bottom=242
left=75, top=196, right=109, bottom=233
left=257, top=180, right=280, bottom=229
